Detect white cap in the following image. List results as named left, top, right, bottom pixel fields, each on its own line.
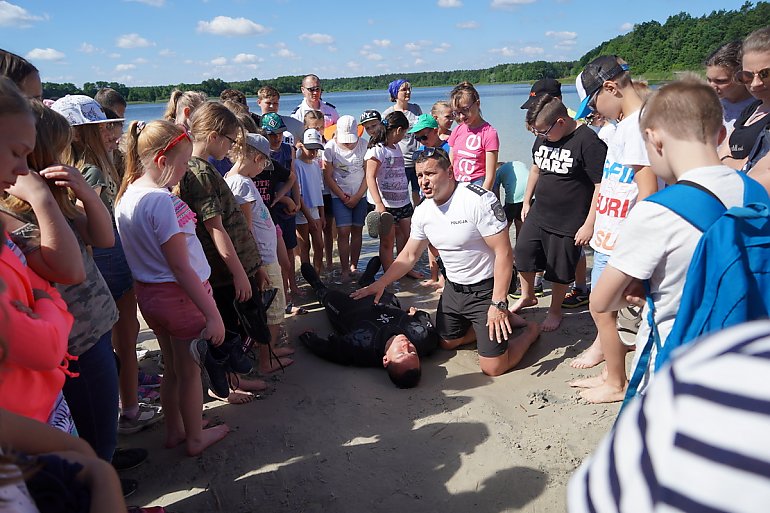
left=302, top=128, right=324, bottom=150
left=335, top=115, right=358, bottom=144
left=51, top=95, right=123, bottom=126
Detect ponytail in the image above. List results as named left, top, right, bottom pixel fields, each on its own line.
left=163, top=89, right=206, bottom=122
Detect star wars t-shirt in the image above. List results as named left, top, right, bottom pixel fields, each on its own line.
left=529, top=124, right=606, bottom=237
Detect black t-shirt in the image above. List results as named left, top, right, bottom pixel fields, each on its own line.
left=253, top=158, right=291, bottom=217
left=529, top=124, right=606, bottom=237
left=730, top=100, right=770, bottom=160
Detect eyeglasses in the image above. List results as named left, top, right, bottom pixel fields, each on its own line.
left=304, top=86, right=321, bottom=93
left=735, top=67, right=770, bottom=84
left=223, top=134, right=237, bottom=146
left=154, top=131, right=192, bottom=162
left=415, top=135, right=430, bottom=142
left=530, top=118, right=560, bottom=138
left=451, top=103, right=476, bottom=118
left=413, top=146, right=449, bottom=162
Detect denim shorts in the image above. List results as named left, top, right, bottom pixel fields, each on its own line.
left=92, top=228, right=133, bottom=300
left=331, top=197, right=367, bottom=227
left=591, top=250, right=611, bottom=288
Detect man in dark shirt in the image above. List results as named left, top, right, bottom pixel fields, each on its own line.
left=299, top=263, right=438, bottom=388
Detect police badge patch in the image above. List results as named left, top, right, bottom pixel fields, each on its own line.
left=492, top=200, right=506, bottom=222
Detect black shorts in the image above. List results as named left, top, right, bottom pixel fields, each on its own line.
left=436, top=282, right=507, bottom=358
left=404, top=166, right=419, bottom=194
left=514, top=219, right=580, bottom=284
left=503, top=202, right=523, bottom=224
left=323, top=193, right=334, bottom=220
left=275, top=215, right=298, bottom=250
left=385, top=203, right=414, bottom=222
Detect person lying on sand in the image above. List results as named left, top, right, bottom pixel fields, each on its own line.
left=299, top=263, right=437, bottom=388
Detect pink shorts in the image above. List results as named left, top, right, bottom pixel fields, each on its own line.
left=135, top=280, right=211, bottom=340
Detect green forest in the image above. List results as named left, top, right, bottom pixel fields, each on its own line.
left=42, top=1, right=770, bottom=102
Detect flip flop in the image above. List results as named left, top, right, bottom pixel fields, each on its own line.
left=285, top=302, right=309, bottom=315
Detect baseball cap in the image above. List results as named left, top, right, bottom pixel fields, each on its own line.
left=360, top=109, right=381, bottom=124
left=302, top=128, right=324, bottom=150
left=51, top=95, right=123, bottom=126
left=574, top=55, right=631, bottom=120
left=260, top=112, right=286, bottom=134
left=408, top=113, right=439, bottom=134
left=520, top=78, right=563, bottom=110
left=335, top=115, right=358, bottom=144
left=243, top=133, right=274, bottom=170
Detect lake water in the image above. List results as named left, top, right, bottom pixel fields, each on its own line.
left=125, top=83, right=583, bottom=166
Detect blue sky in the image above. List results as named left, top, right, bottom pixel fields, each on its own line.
left=1, top=0, right=748, bottom=86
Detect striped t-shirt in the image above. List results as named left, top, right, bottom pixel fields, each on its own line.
left=568, top=320, right=770, bottom=513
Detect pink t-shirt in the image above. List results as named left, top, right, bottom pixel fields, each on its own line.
left=448, top=122, right=500, bottom=182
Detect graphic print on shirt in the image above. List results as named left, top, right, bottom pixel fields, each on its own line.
left=591, top=159, right=637, bottom=252
left=170, top=195, right=197, bottom=229
left=533, top=146, right=575, bottom=174
left=455, top=133, right=482, bottom=179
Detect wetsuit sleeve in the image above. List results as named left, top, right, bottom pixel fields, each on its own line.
left=299, top=330, right=381, bottom=367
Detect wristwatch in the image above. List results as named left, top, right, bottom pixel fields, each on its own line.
left=492, top=298, right=508, bottom=311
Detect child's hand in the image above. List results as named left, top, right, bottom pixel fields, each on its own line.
left=283, top=197, right=298, bottom=214
left=623, top=279, right=645, bottom=308
left=6, top=171, right=53, bottom=205
left=254, top=268, right=270, bottom=291
left=204, top=315, right=226, bottom=346
left=574, top=224, right=593, bottom=246
left=39, top=165, right=93, bottom=201
left=374, top=202, right=386, bottom=213
left=233, top=270, right=253, bottom=302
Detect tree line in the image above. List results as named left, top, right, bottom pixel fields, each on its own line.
left=42, top=1, right=770, bottom=102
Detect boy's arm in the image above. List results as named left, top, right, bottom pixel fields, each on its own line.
left=633, top=166, right=657, bottom=201
left=590, top=264, right=634, bottom=313
left=521, top=164, right=540, bottom=220
left=575, top=184, right=601, bottom=246
left=203, top=215, right=252, bottom=302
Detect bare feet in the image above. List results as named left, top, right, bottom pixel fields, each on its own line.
left=569, top=374, right=606, bottom=388
left=236, top=376, right=268, bottom=392
left=507, top=311, right=529, bottom=328
left=186, top=424, right=230, bottom=457
left=510, top=297, right=538, bottom=313
left=570, top=341, right=605, bottom=369
left=259, top=356, right=294, bottom=374
left=165, top=433, right=185, bottom=449
left=420, top=278, right=444, bottom=290
left=273, top=346, right=295, bottom=357
left=580, top=382, right=626, bottom=404
left=542, top=311, right=562, bottom=332
left=208, top=389, right=255, bottom=404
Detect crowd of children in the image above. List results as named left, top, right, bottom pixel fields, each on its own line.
left=1, top=23, right=770, bottom=511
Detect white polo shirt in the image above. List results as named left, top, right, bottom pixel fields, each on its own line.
left=290, top=99, right=340, bottom=127
left=411, top=183, right=507, bottom=285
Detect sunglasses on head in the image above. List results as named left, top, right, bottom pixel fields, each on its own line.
left=413, top=146, right=449, bottom=162
left=154, top=130, right=192, bottom=162
left=735, top=67, right=770, bottom=84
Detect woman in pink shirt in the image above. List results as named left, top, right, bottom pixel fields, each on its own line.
left=448, top=82, right=499, bottom=189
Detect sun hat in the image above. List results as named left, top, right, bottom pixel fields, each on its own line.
left=260, top=112, right=287, bottom=134
left=302, top=128, right=324, bottom=150
left=574, top=55, right=630, bottom=120
left=360, top=109, right=381, bottom=125
left=335, top=115, right=358, bottom=144
left=51, top=95, right=123, bottom=126
left=243, top=133, right=274, bottom=170
left=407, top=113, right=439, bottom=134
left=520, top=78, right=563, bottom=110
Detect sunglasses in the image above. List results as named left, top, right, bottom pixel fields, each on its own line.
left=413, top=146, right=449, bottom=161
left=735, top=67, right=770, bottom=84
left=530, top=118, right=560, bottom=138
left=304, top=86, right=321, bottom=93
left=415, top=135, right=430, bottom=142
left=154, top=131, right=192, bottom=162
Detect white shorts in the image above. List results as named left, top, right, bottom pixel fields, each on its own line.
left=296, top=206, right=320, bottom=225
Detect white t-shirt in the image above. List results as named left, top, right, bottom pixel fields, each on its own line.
left=364, top=144, right=410, bottom=208
left=295, top=158, right=325, bottom=208
left=591, top=110, right=650, bottom=255
left=115, top=185, right=211, bottom=283
left=225, top=173, right=278, bottom=264
left=323, top=138, right=367, bottom=198
left=290, top=99, right=340, bottom=128
left=411, top=183, right=507, bottom=284
left=609, top=165, right=744, bottom=393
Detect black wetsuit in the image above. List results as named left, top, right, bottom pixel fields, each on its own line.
left=301, top=290, right=438, bottom=367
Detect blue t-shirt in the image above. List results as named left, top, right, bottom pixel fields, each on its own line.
left=494, top=161, right=529, bottom=204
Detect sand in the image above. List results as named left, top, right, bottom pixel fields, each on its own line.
left=126, top=241, right=621, bottom=513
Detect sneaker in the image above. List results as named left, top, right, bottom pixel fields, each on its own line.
left=365, top=211, right=381, bottom=238
left=190, top=338, right=230, bottom=398
left=138, top=370, right=161, bottom=388
left=118, top=404, right=164, bottom=435
left=112, top=447, right=148, bottom=472
left=358, top=256, right=382, bottom=287
left=618, top=305, right=642, bottom=345
left=561, top=287, right=590, bottom=309
left=509, top=282, right=544, bottom=299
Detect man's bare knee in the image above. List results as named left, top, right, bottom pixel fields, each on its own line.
left=479, top=356, right=508, bottom=376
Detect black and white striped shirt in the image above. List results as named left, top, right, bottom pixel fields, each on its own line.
left=569, top=321, right=770, bottom=513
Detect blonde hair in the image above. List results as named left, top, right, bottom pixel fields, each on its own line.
left=117, top=120, right=188, bottom=204
left=639, top=76, right=723, bottom=144
left=62, top=123, right=119, bottom=200
left=450, top=81, right=480, bottom=109
left=632, top=79, right=652, bottom=99
left=189, top=101, right=242, bottom=145
left=303, top=109, right=324, bottom=128
left=431, top=100, right=451, bottom=117
left=2, top=100, right=79, bottom=220
left=163, top=89, right=207, bottom=122
left=742, top=26, right=770, bottom=57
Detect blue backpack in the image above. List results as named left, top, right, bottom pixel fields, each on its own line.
left=624, top=172, right=770, bottom=404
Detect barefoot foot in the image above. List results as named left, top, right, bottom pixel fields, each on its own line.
left=507, top=311, right=529, bottom=328
left=510, top=297, right=538, bottom=313
left=165, top=433, right=186, bottom=449
left=185, top=424, right=230, bottom=456
left=208, top=389, right=255, bottom=404
left=236, top=376, right=268, bottom=392
left=579, top=382, right=627, bottom=404
left=542, top=311, right=562, bottom=332
left=569, top=374, right=606, bottom=388
left=273, top=346, right=295, bottom=357
left=259, top=356, right=294, bottom=374
left=570, top=342, right=605, bottom=369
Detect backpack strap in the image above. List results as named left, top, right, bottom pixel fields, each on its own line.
left=644, top=181, right=726, bottom=233
left=739, top=172, right=770, bottom=205
left=622, top=280, right=662, bottom=409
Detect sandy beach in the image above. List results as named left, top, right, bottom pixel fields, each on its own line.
left=126, top=234, right=621, bottom=513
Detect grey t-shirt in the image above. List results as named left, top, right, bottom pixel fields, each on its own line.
left=382, top=103, right=423, bottom=167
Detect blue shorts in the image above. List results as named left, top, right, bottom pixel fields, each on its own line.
left=331, top=197, right=367, bottom=227
left=92, top=228, right=133, bottom=300
left=591, top=250, right=611, bottom=288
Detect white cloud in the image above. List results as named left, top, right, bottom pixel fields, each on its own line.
left=373, top=39, right=391, bottom=48
left=404, top=40, right=433, bottom=54
left=276, top=48, right=297, bottom=59
left=545, top=30, right=577, bottom=50
left=490, top=46, right=516, bottom=57
left=415, top=58, right=426, bottom=65
left=25, top=48, right=65, bottom=61
left=620, top=22, right=634, bottom=32
left=327, top=46, right=338, bottom=52
left=456, top=21, right=479, bottom=29
left=158, top=48, right=175, bottom=57
left=108, top=53, right=121, bottom=59
left=197, top=16, right=269, bottom=36
left=246, top=64, right=258, bottom=70
left=491, top=0, right=536, bottom=9
left=347, top=61, right=361, bottom=69
left=210, top=57, right=227, bottom=66
left=437, top=0, right=462, bottom=7
left=116, top=33, right=154, bottom=48
left=433, top=42, right=451, bottom=54
left=125, top=0, right=165, bottom=6
left=0, top=1, right=45, bottom=27
left=79, top=42, right=97, bottom=53
left=545, top=30, right=576, bottom=39
left=299, top=33, right=334, bottom=45
left=133, top=57, right=148, bottom=64
left=366, top=53, right=383, bottom=61
left=521, top=46, right=545, bottom=55
left=115, top=63, right=136, bottom=71
left=233, top=53, right=261, bottom=64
